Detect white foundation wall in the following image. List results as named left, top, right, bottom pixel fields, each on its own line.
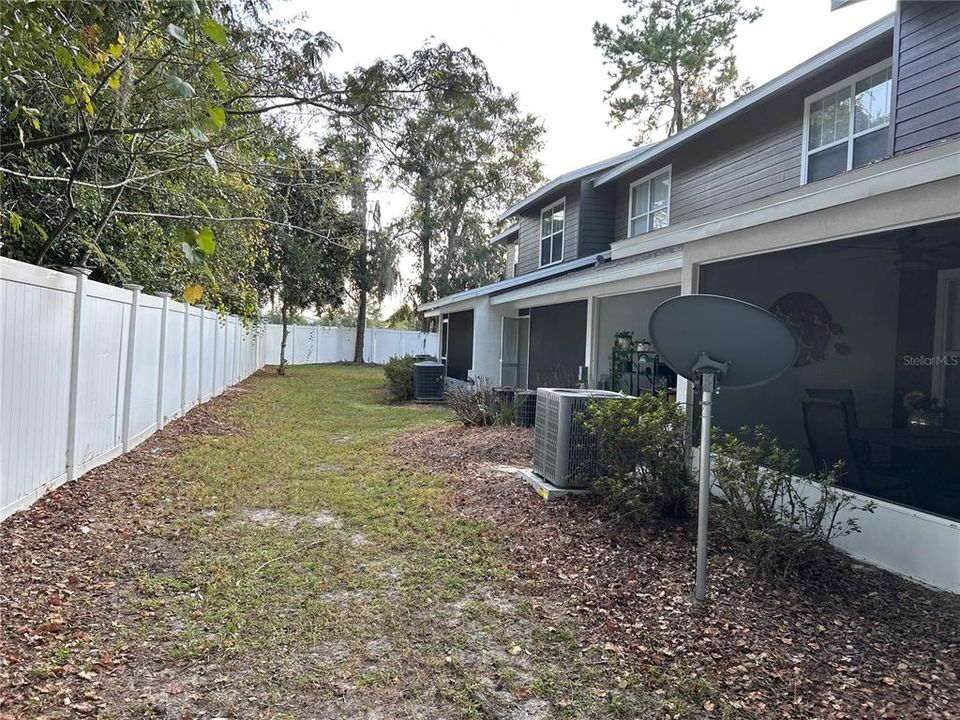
left=691, top=448, right=959, bottom=593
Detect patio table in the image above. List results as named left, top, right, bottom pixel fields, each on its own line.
left=850, top=427, right=960, bottom=450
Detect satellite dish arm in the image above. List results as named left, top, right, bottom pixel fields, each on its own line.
left=692, top=353, right=729, bottom=381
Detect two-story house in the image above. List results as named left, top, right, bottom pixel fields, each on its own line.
left=421, top=3, right=960, bottom=591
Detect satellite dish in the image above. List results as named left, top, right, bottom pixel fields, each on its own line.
left=649, top=294, right=799, bottom=601
left=650, top=294, right=799, bottom=389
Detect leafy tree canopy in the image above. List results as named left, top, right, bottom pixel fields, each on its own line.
left=373, top=44, right=545, bottom=306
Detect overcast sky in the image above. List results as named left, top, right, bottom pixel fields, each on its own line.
left=274, top=0, right=895, bottom=310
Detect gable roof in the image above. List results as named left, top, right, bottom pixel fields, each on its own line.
left=488, top=223, right=520, bottom=245
left=592, top=13, right=894, bottom=187
left=498, top=145, right=652, bottom=221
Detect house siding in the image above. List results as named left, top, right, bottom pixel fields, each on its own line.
left=515, top=188, right=580, bottom=276
left=577, top=178, right=617, bottom=258
left=611, top=35, right=893, bottom=243
left=892, top=1, right=960, bottom=155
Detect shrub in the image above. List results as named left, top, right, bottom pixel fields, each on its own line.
left=383, top=355, right=416, bottom=402
left=711, top=426, right=876, bottom=580
left=582, top=393, right=692, bottom=522
left=445, top=380, right=500, bottom=427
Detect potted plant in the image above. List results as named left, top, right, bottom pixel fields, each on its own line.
left=902, top=391, right=946, bottom=431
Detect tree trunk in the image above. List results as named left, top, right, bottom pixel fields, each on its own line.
left=352, top=182, right=369, bottom=363
left=279, top=304, right=289, bottom=376
left=353, top=290, right=367, bottom=364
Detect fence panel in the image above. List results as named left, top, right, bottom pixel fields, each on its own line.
left=162, top=303, right=186, bottom=422
left=0, top=256, right=265, bottom=522
left=259, top=324, right=438, bottom=367
left=0, top=264, right=75, bottom=519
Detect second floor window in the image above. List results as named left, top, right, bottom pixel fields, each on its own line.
left=803, top=61, right=892, bottom=184
left=628, top=167, right=671, bottom=238
left=540, top=199, right=564, bottom=266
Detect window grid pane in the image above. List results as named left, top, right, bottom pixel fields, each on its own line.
left=854, top=67, right=891, bottom=134
left=651, top=174, right=669, bottom=209
left=806, top=67, right=891, bottom=182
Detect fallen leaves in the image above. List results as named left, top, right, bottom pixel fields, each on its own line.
left=394, top=423, right=960, bottom=719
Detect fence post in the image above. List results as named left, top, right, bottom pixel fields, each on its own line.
left=64, top=268, right=91, bottom=482
left=234, top=317, right=241, bottom=382
left=197, top=306, right=205, bottom=404
left=156, top=292, right=171, bottom=430
left=180, top=303, right=190, bottom=416
left=371, top=328, right=377, bottom=364
left=211, top=312, right=220, bottom=395
left=221, top=316, right=228, bottom=387
left=121, top=284, right=142, bottom=452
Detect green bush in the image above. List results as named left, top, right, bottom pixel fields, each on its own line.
left=383, top=355, right=416, bottom=402
left=711, top=426, right=875, bottom=580
left=582, top=394, right=692, bottom=523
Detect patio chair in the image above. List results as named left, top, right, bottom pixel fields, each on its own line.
left=801, top=398, right=914, bottom=504
left=806, top=388, right=872, bottom=466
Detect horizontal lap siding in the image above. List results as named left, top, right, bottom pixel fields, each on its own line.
left=613, top=115, right=802, bottom=242
left=611, top=36, right=893, bottom=241
left=515, top=188, right=580, bottom=276
left=670, top=120, right=802, bottom=225
left=893, top=2, right=960, bottom=155
left=577, top=178, right=616, bottom=258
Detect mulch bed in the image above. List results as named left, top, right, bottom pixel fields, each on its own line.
left=393, top=424, right=960, bottom=720
left=0, top=372, right=264, bottom=718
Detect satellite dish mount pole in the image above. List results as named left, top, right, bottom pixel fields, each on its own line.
left=692, top=353, right=728, bottom=602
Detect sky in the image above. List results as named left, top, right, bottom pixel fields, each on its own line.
left=274, top=0, right=896, bottom=311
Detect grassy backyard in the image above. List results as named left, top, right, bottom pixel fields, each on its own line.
left=3, top=364, right=957, bottom=719
left=1, top=365, right=670, bottom=719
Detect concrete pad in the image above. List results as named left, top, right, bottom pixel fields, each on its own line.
left=517, top=469, right=591, bottom=500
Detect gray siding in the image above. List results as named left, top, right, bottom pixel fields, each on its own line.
left=892, top=1, right=960, bottom=155
left=613, top=35, right=893, bottom=242
left=577, top=178, right=616, bottom=257
left=515, top=188, right=580, bottom=276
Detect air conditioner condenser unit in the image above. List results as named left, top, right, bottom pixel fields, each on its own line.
left=532, top=388, right=624, bottom=488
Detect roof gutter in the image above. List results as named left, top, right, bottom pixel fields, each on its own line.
left=419, top=252, right=610, bottom=314
left=592, top=13, right=894, bottom=188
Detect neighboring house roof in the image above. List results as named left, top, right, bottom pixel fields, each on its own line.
left=488, top=223, right=520, bottom=245
left=419, top=252, right=610, bottom=313
left=592, top=13, right=894, bottom=187
left=498, top=145, right=652, bottom=221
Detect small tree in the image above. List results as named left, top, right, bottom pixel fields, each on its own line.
left=261, top=141, right=357, bottom=375
left=593, top=0, right=762, bottom=143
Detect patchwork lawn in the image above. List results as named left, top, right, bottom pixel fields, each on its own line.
left=2, top=365, right=685, bottom=719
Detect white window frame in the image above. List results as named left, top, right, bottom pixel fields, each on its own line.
left=932, top=267, right=960, bottom=408
left=800, top=58, right=893, bottom=185
left=539, top=199, right=565, bottom=267
left=626, top=165, right=672, bottom=239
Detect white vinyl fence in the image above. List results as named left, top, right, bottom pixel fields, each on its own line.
left=262, top=324, right=438, bottom=366
left=0, top=257, right=265, bottom=521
